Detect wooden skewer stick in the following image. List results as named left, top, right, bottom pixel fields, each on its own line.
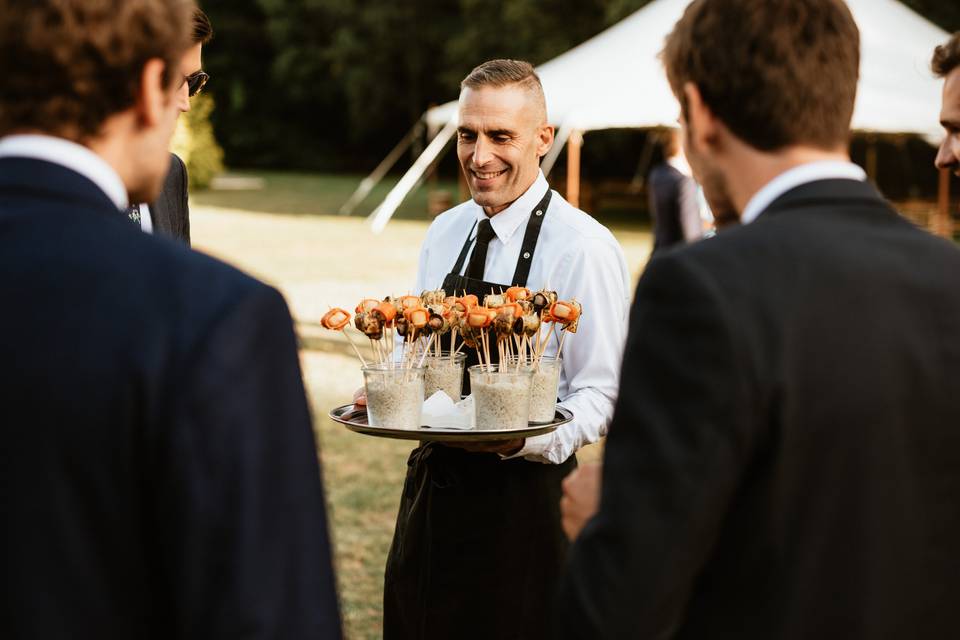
left=416, top=334, right=435, bottom=369
left=556, top=327, right=569, bottom=360
left=343, top=330, right=367, bottom=367
left=486, top=331, right=493, bottom=372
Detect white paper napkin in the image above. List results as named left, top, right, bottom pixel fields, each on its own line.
left=421, top=391, right=475, bottom=429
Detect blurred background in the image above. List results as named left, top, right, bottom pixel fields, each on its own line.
left=186, top=0, right=959, bottom=216
left=175, top=2, right=960, bottom=637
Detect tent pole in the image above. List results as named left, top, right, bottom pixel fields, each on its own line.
left=937, top=168, right=952, bottom=238
left=368, top=119, right=458, bottom=234
left=567, top=130, right=583, bottom=208
left=338, top=119, right=424, bottom=216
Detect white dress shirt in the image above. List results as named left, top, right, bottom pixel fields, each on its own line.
left=416, top=171, right=632, bottom=464
left=0, top=134, right=128, bottom=210
left=139, top=203, right=154, bottom=233
left=741, top=160, right=867, bottom=225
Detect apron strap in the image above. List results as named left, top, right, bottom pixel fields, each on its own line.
left=450, top=219, right=479, bottom=277
left=511, top=188, right=552, bottom=287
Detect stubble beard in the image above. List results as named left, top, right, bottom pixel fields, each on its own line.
left=685, top=142, right=739, bottom=228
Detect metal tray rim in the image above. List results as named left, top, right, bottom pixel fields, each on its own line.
left=328, top=404, right=573, bottom=442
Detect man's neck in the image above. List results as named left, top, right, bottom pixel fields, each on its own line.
left=729, top=146, right=850, bottom=216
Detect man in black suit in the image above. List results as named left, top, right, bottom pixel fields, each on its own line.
left=0, top=1, right=341, bottom=638
left=151, top=151, right=192, bottom=242
left=557, top=0, right=960, bottom=638
left=134, top=7, right=213, bottom=245
left=648, top=128, right=702, bottom=254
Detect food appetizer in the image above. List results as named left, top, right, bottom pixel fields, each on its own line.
left=319, top=288, right=584, bottom=372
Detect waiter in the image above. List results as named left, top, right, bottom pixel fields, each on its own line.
left=382, top=59, right=631, bottom=639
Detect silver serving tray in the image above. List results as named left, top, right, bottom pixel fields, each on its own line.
left=328, top=404, right=573, bottom=442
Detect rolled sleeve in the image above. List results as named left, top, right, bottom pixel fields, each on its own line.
left=508, top=237, right=631, bottom=464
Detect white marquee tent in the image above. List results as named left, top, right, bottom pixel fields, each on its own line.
left=363, top=0, right=950, bottom=233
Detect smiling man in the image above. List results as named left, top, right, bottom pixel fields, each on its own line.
left=934, top=32, right=960, bottom=176
left=382, top=59, right=631, bottom=639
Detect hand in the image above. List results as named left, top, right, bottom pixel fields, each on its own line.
left=446, top=438, right=525, bottom=456
left=352, top=387, right=366, bottom=407
left=560, top=462, right=602, bottom=541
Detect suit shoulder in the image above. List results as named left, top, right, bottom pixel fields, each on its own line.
left=169, top=152, right=187, bottom=178
left=85, top=221, right=277, bottom=333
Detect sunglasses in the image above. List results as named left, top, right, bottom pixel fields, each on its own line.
left=182, top=70, right=210, bottom=97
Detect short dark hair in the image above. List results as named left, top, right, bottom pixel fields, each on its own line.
left=0, top=0, right=195, bottom=140
left=662, top=0, right=860, bottom=152
left=193, top=7, right=213, bottom=45
left=461, top=59, right=541, bottom=92
left=932, top=32, right=960, bottom=78
left=461, top=59, right=547, bottom=119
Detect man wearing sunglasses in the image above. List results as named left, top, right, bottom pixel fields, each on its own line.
left=130, top=7, right=212, bottom=245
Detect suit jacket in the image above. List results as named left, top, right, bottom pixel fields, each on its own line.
left=558, top=179, right=960, bottom=639
left=0, top=157, right=341, bottom=639
left=648, top=162, right=701, bottom=254
left=149, top=152, right=190, bottom=245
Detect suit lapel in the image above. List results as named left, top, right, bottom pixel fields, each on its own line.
left=149, top=184, right=172, bottom=235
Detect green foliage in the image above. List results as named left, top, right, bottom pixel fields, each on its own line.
left=171, top=93, right=224, bottom=190
left=197, top=0, right=958, bottom=172
left=199, top=0, right=653, bottom=171
left=900, top=0, right=960, bottom=31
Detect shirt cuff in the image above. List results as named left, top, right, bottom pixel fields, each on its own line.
left=499, top=432, right=555, bottom=463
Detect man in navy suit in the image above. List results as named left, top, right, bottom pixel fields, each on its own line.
left=558, top=0, right=960, bottom=638
left=0, top=1, right=341, bottom=637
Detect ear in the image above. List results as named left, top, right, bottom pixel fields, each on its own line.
left=682, top=82, right=719, bottom=155
left=536, top=124, right=555, bottom=159
left=135, top=58, right=171, bottom=128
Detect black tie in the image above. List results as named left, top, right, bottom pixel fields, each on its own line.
left=465, top=218, right=496, bottom=281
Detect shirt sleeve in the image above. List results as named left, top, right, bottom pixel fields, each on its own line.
left=155, top=284, right=342, bottom=638
left=507, top=235, right=632, bottom=464
left=678, top=175, right=703, bottom=243
left=555, top=252, right=758, bottom=638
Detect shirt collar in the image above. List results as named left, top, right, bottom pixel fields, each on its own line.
left=666, top=155, right=692, bottom=176
left=741, top=160, right=867, bottom=225
left=0, top=134, right=128, bottom=210
left=475, top=170, right=550, bottom=244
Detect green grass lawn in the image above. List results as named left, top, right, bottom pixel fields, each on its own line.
left=191, top=171, right=461, bottom=220
left=191, top=170, right=656, bottom=233
left=190, top=170, right=647, bottom=639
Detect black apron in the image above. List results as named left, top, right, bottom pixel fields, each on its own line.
left=384, top=189, right=577, bottom=640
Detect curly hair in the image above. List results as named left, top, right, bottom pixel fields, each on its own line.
left=0, top=0, right=196, bottom=140
left=932, top=32, right=960, bottom=79
left=662, top=0, right=860, bottom=152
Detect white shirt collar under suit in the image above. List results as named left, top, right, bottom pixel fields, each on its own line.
left=741, top=160, right=867, bottom=225
left=0, top=134, right=128, bottom=210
